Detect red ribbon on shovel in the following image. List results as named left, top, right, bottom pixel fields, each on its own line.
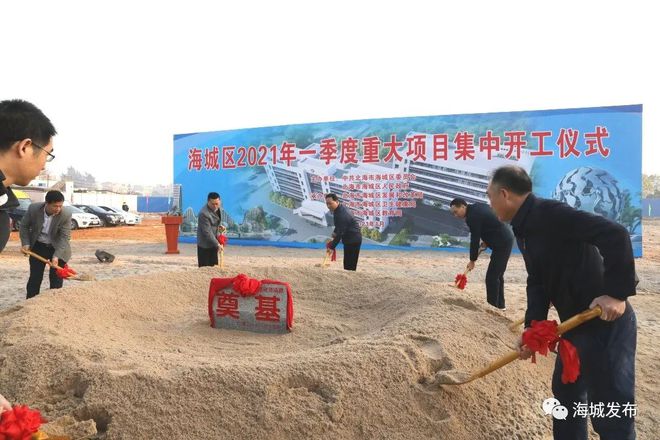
left=522, top=320, right=581, bottom=384
left=454, top=273, right=468, bottom=289
left=325, top=241, right=336, bottom=262
left=55, top=264, right=77, bottom=279
left=0, top=404, right=46, bottom=439
left=454, top=247, right=485, bottom=290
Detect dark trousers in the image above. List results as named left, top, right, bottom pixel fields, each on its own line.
left=27, top=241, right=67, bottom=299
left=485, top=242, right=512, bottom=309
left=343, top=241, right=361, bottom=271
left=552, top=302, right=637, bottom=440
left=0, top=211, right=10, bottom=252
left=197, top=246, right=218, bottom=267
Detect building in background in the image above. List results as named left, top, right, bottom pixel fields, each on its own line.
left=265, top=144, right=401, bottom=232
left=394, top=132, right=536, bottom=207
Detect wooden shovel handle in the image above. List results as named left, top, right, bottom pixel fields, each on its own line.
left=556, top=305, right=602, bottom=335
left=508, top=317, right=526, bottom=330
left=456, top=305, right=603, bottom=384
left=460, top=247, right=485, bottom=276
left=21, top=248, right=65, bottom=271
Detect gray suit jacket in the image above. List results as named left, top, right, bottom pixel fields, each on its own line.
left=196, top=204, right=222, bottom=248
left=19, top=202, right=72, bottom=261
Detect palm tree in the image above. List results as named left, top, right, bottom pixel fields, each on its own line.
left=619, top=190, right=642, bottom=233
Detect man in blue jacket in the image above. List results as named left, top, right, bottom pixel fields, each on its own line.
left=325, top=193, right=362, bottom=271
left=488, top=165, right=637, bottom=440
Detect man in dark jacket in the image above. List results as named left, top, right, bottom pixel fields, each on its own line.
left=488, top=165, right=637, bottom=440
left=196, top=192, right=226, bottom=267
left=325, top=193, right=362, bottom=271
left=450, top=198, right=513, bottom=310
left=0, top=99, right=57, bottom=253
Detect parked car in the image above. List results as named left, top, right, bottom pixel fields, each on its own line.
left=68, top=205, right=102, bottom=229
left=99, top=205, right=142, bottom=225
left=8, top=196, right=31, bottom=231
left=74, top=204, right=125, bottom=226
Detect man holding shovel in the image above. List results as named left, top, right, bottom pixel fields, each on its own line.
left=325, top=193, right=362, bottom=271
left=20, top=190, right=72, bottom=299
left=450, top=198, right=513, bottom=310
left=196, top=192, right=226, bottom=267
left=487, top=165, right=637, bottom=440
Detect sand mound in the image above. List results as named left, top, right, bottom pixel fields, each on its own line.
left=0, top=264, right=556, bottom=439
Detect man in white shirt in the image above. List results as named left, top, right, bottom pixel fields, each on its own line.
left=20, top=190, right=72, bottom=299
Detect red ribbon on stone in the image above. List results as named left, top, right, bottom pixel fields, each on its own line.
left=522, top=320, right=581, bottom=384
left=232, top=274, right=261, bottom=296
left=0, top=405, right=45, bottom=440
left=55, top=264, right=77, bottom=279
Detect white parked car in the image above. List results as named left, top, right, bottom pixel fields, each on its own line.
left=68, top=205, right=102, bottom=229
left=99, top=206, right=142, bottom=225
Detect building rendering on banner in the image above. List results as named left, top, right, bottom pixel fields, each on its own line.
left=394, top=132, right=536, bottom=206
left=265, top=133, right=535, bottom=233
left=265, top=143, right=401, bottom=232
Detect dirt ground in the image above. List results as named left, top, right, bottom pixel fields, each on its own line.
left=0, top=218, right=657, bottom=439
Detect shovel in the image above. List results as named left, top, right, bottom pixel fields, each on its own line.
left=21, top=249, right=96, bottom=281
left=507, top=317, right=525, bottom=331
left=217, top=231, right=228, bottom=269
left=508, top=305, right=555, bottom=331
left=452, top=248, right=484, bottom=289
left=315, top=249, right=332, bottom=268
left=438, top=305, right=602, bottom=385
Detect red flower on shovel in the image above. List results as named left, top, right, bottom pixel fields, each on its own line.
left=55, top=264, right=77, bottom=279
left=325, top=241, right=336, bottom=262
left=0, top=405, right=45, bottom=440
left=522, top=320, right=581, bottom=384
left=454, top=273, right=468, bottom=290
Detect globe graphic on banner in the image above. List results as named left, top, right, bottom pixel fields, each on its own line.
left=552, top=167, right=624, bottom=221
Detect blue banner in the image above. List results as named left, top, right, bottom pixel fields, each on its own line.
left=173, top=105, right=643, bottom=256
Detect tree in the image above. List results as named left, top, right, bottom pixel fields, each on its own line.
left=619, top=190, right=642, bottom=233
left=431, top=233, right=460, bottom=247
left=243, top=206, right=267, bottom=231
left=390, top=227, right=410, bottom=246
left=642, top=174, right=660, bottom=198
left=61, top=166, right=96, bottom=188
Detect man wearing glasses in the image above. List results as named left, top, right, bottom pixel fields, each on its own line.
left=20, top=190, right=72, bottom=299
left=0, top=99, right=57, bottom=253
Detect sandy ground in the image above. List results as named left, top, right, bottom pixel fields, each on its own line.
left=0, top=219, right=657, bottom=439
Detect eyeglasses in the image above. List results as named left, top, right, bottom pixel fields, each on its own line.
left=31, top=142, right=55, bottom=162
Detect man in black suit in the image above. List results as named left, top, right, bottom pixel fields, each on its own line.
left=450, top=197, right=513, bottom=310
left=488, top=165, right=636, bottom=440
left=325, top=193, right=362, bottom=271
